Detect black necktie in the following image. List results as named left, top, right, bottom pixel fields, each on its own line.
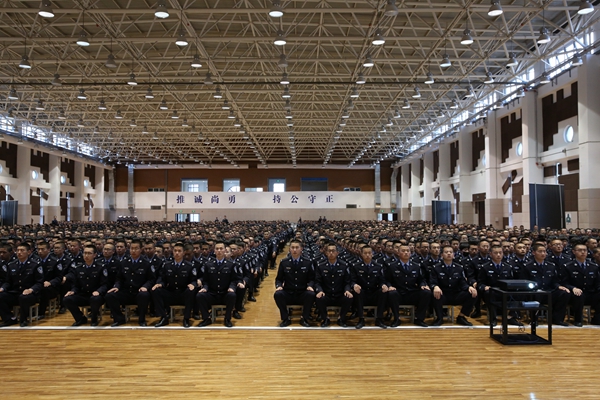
left=582, top=262, right=586, bottom=271
left=403, top=263, right=409, bottom=272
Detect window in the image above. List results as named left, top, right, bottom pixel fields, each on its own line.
left=481, top=155, right=486, bottom=168
left=31, top=170, right=38, bottom=180
left=245, top=187, right=264, bottom=192
left=83, top=179, right=89, bottom=187
left=60, top=175, right=66, bottom=184
left=181, top=179, right=208, bottom=192
left=564, top=126, right=574, bottom=143
left=516, top=142, right=523, bottom=156
left=269, top=178, right=286, bottom=192
left=224, top=179, right=240, bottom=192
left=300, top=177, right=327, bottom=191
left=0, top=164, right=3, bottom=174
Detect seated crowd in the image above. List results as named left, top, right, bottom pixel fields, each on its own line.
left=0, top=220, right=599, bottom=329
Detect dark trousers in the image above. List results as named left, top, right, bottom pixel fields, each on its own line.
left=39, top=286, right=60, bottom=316
left=432, top=290, right=475, bottom=319
left=315, top=293, right=353, bottom=322
left=0, top=292, right=39, bottom=323
left=197, top=291, right=236, bottom=321
left=274, top=289, right=316, bottom=321
left=63, top=293, right=104, bottom=323
left=105, top=290, right=151, bottom=323
left=480, top=289, right=519, bottom=321
left=152, top=288, right=194, bottom=320
left=353, top=290, right=387, bottom=318
left=570, top=291, right=600, bottom=323
left=389, top=289, right=431, bottom=321
left=235, top=286, right=246, bottom=311
left=535, top=289, right=570, bottom=323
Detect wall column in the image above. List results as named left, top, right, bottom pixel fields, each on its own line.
left=458, top=129, right=475, bottom=224
left=71, top=160, right=85, bottom=220
left=46, top=154, right=61, bottom=221
left=485, top=116, right=504, bottom=229
left=423, top=151, right=434, bottom=221
left=93, top=166, right=105, bottom=221
left=15, top=145, right=31, bottom=225
left=521, top=91, right=544, bottom=228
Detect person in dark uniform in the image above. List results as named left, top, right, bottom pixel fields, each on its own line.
left=196, top=240, right=240, bottom=328
left=274, top=239, right=316, bottom=327
left=522, top=243, right=571, bottom=326
left=152, top=242, right=198, bottom=328
left=314, top=243, right=353, bottom=328
left=98, top=243, right=121, bottom=289
left=385, top=244, right=430, bottom=327
left=63, top=244, right=108, bottom=327
left=429, top=245, right=477, bottom=326
left=561, top=243, right=600, bottom=326
left=0, top=243, right=44, bottom=327
left=509, top=242, right=529, bottom=279
left=477, top=245, right=522, bottom=326
left=36, top=241, right=64, bottom=319
left=350, top=245, right=388, bottom=329
left=105, top=240, right=155, bottom=327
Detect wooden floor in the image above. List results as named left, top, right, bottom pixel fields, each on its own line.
left=2, top=249, right=600, bottom=398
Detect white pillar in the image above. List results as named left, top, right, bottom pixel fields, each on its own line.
left=423, top=151, right=434, bottom=221
left=15, top=145, right=31, bottom=225
left=458, top=129, right=474, bottom=224
left=46, top=154, right=62, bottom=221
left=93, top=166, right=106, bottom=221
left=72, top=160, right=85, bottom=221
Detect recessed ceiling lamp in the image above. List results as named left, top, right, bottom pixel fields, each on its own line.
left=274, top=30, right=286, bottom=46
left=488, top=0, right=503, bottom=17
left=204, top=72, right=213, bottom=85
left=537, top=27, right=551, bottom=45
left=280, top=72, right=290, bottom=85
left=51, top=73, right=63, bottom=86
left=461, top=29, right=474, bottom=45
left=424, top=72, right=434, bottom=85
left=282, top=86, right=291, bottom=98
left=440, top=54, right=451, bottom=68
left=269, top=0, right=284, bottom=17
left=191, top=54, right=202, bottom=68
left=214, top=87, right=223, bottom=99
left=155, top=0, right=169, bottom=19
left=578, top=0, right=594, bottom=15
left=278, top=53, right=288, bottom=68
left=372, top=29, right=385, bottom=46
left=363, top=53, right=374, bottom=68
left=356, top=72, right=366, bottom=84
left=127, top=73, right=137, bottom=86
left=384, top=0, right=399, bottom=17
left=159, top=99, right=168, bottom=110
left=484, top=71, right=494, bottom=84
left=77, top=88, right=87, bottom=100
left=38, top=1, right=54, bottom=18
left=222, top=100, right=230, bottom=110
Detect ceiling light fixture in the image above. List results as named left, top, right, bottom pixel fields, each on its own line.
left=424, top=72, right=434, bottom=85
left=537, top=27, right=551, bottom=45
left=465, top=85, right=475, bottom=97
left=393, top=108, right=401, bottom=118
left=402, top=99, right=410, bottom=109
left=284, top=99, right=291, bottom=110
left=155, top=0, right=169, bottom=19
left=130, top=119, right=137, bottom=127
left=278, top=53, right=288, bottom=69
left=159, top=99, right=168, bottom=110
left=8, top=88, right=18, bottom=100
left=105, top=53, right=117, bottom=68
left=578, top=0, right=594, bottom=15
left=363, top=53, right=374, bottom=68
left=372, top=29, right=385, bottom=46
left=274, top=30, right=287, bottom=46
left=572, top=54, right=583, bottom=66
left=51, top=73, right=62, bottom=86
left=182, top=118, right=189, bottom=127
left=540, top=71, right=551, bottom=84
left=285, top=110, right=293, bottom=119
left=280, top=72, right=290, bottom=85
left=484, top=71, right=494, bottom=84
left=450, top=99, right=459, bottom=109
left=127, top=73, right=137, bottom=86
left=77, top=118, right=85, bottom=127
left=356, top=72, right=366, bottom=84
left=282, top=87, right=291, bottom=98
left=19, top=55, right=31, bottom=69
left=77, top=88, right=87, bottom=100
left=214, top=87, right=223, bottom=99
left=38, top=1, right=54, bottom=18
left=58, top=109, right=66, bottom=119
left=171, top=110, right=179, bottom=119
left=35, top=99, right=45, bottom=111
left=191, top=54, right=202, bottom=68
left=412, top=86, right=421, bottom=98
left=350, top=87, right=359, bottom=98
left=222, top=100, right=230, bottom=110
left=145, top=87, right=154, bottom=99
left=506, top=53, right=518, bottom=67
left=440, top=54, right=451, bottom=68
left=98, top=99, right=107, bottom=110
left=461, top=29, right=474, bottom=45
left=269, top=0, right=284, bottom=17
left=384, top=0, right=399, bottom=17
left=228, top=110, right=235, bottom=119
left=234, top=118, right=241, bottom=127
left=488, top=0, right=503, bottom=17
left=175, top=31, right=188, bottom=47
left=115, top=110, right=123, bottom=119
left=76, top=12, right=89, bottom=46
left=204, top=72, right=213, bottom=85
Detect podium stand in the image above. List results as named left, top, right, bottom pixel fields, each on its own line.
left=489, top=287, right=552, bottom=345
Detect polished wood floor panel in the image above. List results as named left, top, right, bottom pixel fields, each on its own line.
left=1, top=329, right=600, bottom=399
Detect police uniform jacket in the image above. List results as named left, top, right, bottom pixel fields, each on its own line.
left=429, top=262, right=470, bottom=293
left=509, top=257, right=528, bottom=280
left=114, top=256, right=155, bottom=293
left=385, top=259, right=428, bottom=294
left=67, top=261, right=108, bottom=296
left=315, top=259, right=351, bottom=296
left=1, top=258, right=44, bottom=295
left=99, top=256, right=121, bottom=286
left=522, top=260, right=561, bottom=291
left=465, top=254, right=490, bottom=286
left=201, top=258, right=241, bottom=294
left=157, top=260, right=197, bottom=293
left=351, top=260, right=385, bottom=294
left=477, top=260, right=514, bottom=292
left=561, top=259, right=600, bottom=293
left=275, top=256, right=315, bottom=293
left=40, top=254, right=65, bottom=288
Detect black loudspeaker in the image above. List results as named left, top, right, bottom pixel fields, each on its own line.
left=529, top=183, right=565, bottom=230
left=1, top=200, right=18, bottom=226
left=432, top=200, right=451, bottom=225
